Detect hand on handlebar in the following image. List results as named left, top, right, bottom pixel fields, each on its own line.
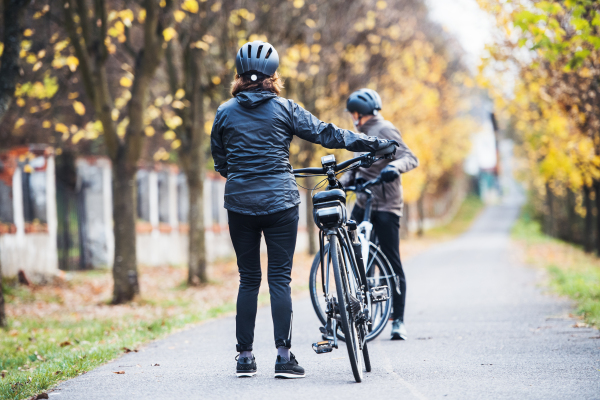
left=380, top=165, right=400, bottom=183
left=374, top=140, right=399, bottom=158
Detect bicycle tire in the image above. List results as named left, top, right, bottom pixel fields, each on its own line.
left=362, top=340, right=371, bottom=372
left=330, top=234, right=363, bottom=383
left=309, top=243, right=393, bottom=342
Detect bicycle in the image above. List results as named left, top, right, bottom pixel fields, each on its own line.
left=293, top=144, right=396, bottom=383
left=309, top=176, right=398, bottom=342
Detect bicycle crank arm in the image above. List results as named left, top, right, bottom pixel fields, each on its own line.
left=370, top=285, right=390, bottom=303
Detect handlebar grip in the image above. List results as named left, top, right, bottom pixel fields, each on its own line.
left=374, top=143, right=397, bottom=157
left=293, top=167, right=325, bottom=175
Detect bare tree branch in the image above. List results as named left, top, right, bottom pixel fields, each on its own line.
left=75, top=0, right=92, bottom=51
left=125, top=0, right=174, bottom=164
left=62, top=0, right=96, bottom=101
left=93, top=0, right=108, bottom=62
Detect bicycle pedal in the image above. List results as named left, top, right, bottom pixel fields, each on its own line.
left=370, top=285, right=390, bottom=303
left=312, top=340, right=334, bottom=354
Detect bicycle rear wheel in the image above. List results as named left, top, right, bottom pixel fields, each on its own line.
left=310, top=242, right=393, bottom=341
left=330, top=234, right=363, bottom=383
left=363, top=340, right=371, bottom=372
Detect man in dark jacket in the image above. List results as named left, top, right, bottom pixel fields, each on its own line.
left=340, top=88, right=419, bottom=340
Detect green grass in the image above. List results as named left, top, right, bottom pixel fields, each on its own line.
left=512, top=209, right=600, bottom=328
left=548, top=266, right=600, bottom=327
left=425, top=194, right=484, bottom=238
left=0, top=302, right=236, bottom=400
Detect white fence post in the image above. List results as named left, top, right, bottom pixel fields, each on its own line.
left=45, top=155, right=58, bottom=275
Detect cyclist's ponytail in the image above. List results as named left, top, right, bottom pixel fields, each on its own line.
left=230, top=71, right=284, bottom=96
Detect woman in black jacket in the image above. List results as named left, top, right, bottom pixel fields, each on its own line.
left=210, top=41, right=396, bottom=379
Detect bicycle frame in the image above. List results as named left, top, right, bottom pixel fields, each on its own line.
left=345, top=182, right=376, bottom=270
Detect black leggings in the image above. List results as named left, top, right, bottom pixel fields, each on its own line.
left=228, top=206, right=299, bottom=352
left=351, top=206, right=407, bottom=321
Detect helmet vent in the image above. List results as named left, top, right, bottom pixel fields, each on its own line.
left=248, top=45, right=252, bottom=58
left=357, top=95, right=368, bottom=102
left=364, top=92, right=373, bottom=100
left=257, top=45, right=264, bottom=58
left=265, top=47, right=273, bottom=59
left=239, top=48, right=244, bottom=59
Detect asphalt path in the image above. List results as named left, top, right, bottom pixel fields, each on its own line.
left=52, top=202, right=600, bottom=399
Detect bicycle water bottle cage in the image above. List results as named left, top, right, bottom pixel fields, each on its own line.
left=312, top=189, right=347, bottom=230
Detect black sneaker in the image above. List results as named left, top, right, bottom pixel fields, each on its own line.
left=236, top=354, right=257, bottom=377
left=274, top=353, right=305, bottom=379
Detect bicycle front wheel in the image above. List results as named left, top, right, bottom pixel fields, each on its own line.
left=330, top=234, right=363, bottom=383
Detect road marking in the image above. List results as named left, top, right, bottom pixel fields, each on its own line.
left=381, top=356, right=429, bottom=400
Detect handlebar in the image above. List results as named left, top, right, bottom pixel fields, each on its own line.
left=344, top=177, right=382, bottom=194
left=293, top=145, right=396, bottom=177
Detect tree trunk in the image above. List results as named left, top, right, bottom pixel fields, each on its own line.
left=400, top=203, right=409, bottom=239
left=545, top=183, right=554, bottom=237
left=0, top=0, right=28, bottom=122
left=187, top=169, right=207, bottom=284
left=0, top=254, right=6, bottom=328
left=186, top=49, right=208, bottom=285
left=584, top=185, right=593, bottom=253
left=417, top=193, right=425, bottom=237
left=595, top=180, right=600, bottom=257
left=111, top=157, right=139, bottom=303
left=567, top=189, right=575, bottom=243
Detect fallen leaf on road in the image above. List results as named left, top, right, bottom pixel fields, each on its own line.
left=122, top=347, right=138, bottom=353
left=152, top=364, right=160, bottom=366
left=113, top=371, right=125, bottom=374
left=573, top=322, right=589, bottom=328
left=30, top=393, right=49, bottom=399
left=136, top=364, right=141, bottom=368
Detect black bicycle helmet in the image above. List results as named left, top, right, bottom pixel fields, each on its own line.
left=235, top=41, right=279, bottom=79
left=346, top=88, right=382, bottom=116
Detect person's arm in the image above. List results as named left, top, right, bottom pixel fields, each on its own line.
left=210, top=110, right=228, bottom=178
left=288, top=101, right=391, bottom=152
left=387, top=128, right=419, bottom=173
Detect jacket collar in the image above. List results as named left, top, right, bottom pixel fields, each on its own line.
left=358, top=114, right=383, bottom=133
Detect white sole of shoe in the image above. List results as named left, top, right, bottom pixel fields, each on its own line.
left=274, top=372, right=305, bottom=379
left=236, top=371, right=257, bottom=377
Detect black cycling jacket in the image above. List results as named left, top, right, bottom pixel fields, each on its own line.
left=210, top=90, right=393, bottom=216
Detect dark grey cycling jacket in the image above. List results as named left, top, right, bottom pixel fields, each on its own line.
left=210, top=90, right=392, bottom=216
